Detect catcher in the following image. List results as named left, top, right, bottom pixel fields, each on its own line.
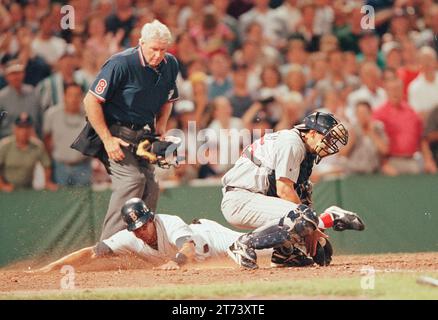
left=221, top=111, right=365, bottom=269
left=34, top=198, right=245, bottom=272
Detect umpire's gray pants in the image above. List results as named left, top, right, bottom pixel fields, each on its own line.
left=221, top=188, right=299, bottom=230
left=99, top=146, right=159, bottom=240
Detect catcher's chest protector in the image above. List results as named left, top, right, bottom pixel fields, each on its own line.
left=266, top=152, right=316, bottom=198
left=297, top=152, right=316, bottom=186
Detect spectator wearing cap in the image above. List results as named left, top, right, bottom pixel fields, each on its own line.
left=31, top=13, right=67, bottom=66
left=43, top=84, right=91, bottom=186
left=0, top=60, right=42, bottom=139
left=36, top=53, right=84, bottom=111
left=408, top=46, right=438, bottom=120
left=373, top=76, right=437, bottom=176
left=227, top=63, right=254, bottom=118
left=0, top=113, right=57, bottom=192
left=346, top=62, right=387, bottom=123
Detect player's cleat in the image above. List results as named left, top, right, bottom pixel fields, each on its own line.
left=324, top=206, right=365, bottom=231
left=227, top=237, right=258, bottom=270
left=270, top=246, right=314, bottom=268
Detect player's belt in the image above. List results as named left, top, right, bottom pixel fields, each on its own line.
left=113, top=121, right=150, bottom=131
left=109, top=124, right=149, bottom=145
left=242, top=149, right=263, bottom=167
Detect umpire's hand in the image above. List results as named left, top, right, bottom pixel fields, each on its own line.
left=103, top=136, right=130, bottom=162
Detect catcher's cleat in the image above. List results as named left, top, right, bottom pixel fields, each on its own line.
left=227, top=237, right=258, bottom=270
left=324, top=206, right=365, bottom=231
left=270, top=246, right=314, bottom=268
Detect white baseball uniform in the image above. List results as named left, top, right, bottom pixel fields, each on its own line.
left=188, top=219, right=244, bottom=258
left=102, top=214, right=210, bottom=262
left=221, top=129, right=306, bottom=229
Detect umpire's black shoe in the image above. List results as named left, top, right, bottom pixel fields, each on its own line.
left=325, top=206, right=365, bottom=231
left=270, top=247, right=314, bottom=268
left=227, top=237, right=258, bottom=270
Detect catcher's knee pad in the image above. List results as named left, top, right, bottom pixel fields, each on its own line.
left=285, top=204, right=319, bottom=238
left=241, top=220, right=291, bottom=250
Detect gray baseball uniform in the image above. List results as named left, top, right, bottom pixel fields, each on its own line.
left=221, top=129, right=306, bottom=229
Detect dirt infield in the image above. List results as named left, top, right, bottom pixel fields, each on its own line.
left=0, top=252, right=437, bottom=294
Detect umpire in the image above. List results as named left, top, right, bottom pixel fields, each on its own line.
left=73, top=20, right=179, bottom=240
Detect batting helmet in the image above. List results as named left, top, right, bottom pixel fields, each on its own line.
left=121, top=198, right=154, bottom=231
left=295, top=111, right=348, bottom=164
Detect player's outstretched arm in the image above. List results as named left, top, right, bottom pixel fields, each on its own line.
left=155, top=241, right=196, bottom=271
left=33, top=246, right=96, bottom=273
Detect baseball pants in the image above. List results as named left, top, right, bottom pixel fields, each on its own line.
left=99, top=146, right=159, bottom=241
left=221, top=188, right=299, bottom=230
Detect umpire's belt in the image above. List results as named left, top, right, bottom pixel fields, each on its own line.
left=109, top=123, right=149, bottom=145
left=242, top=148, right=263, bottom=167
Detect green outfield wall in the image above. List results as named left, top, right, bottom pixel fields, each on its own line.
left=1, top=174, right=437, bottom=267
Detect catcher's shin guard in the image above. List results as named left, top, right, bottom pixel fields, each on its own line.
left=244, top=221, right=291, bottom=250
left=271, top=244, right=314, bottom=268
left=228, top=221, right=292, bottom=269
left=227, top=236, right=258, bottom=269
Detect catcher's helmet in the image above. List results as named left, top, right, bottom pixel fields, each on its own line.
left=121, top=198, right=154, bottom=231
left=295, top=111, right=348, bottom=164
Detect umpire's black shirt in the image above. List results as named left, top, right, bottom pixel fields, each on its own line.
left=89, top=46, right=179, bottom=127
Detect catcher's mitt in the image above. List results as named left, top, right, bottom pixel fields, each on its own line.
left=136, top=135, right=182, bottom=168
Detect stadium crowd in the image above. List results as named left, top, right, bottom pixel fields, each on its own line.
left=1, top=0, right=438, bottom=192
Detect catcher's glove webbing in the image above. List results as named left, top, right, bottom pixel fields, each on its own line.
left=136, top=134, right=182, bottom=168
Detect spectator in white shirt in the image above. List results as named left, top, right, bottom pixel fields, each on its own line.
left=408, top=46, right=438, bottom=120
left=239, top=0, right=284, bottom=47
left=346, top=62, right=387, bottom=123
left=31, top=13, right=67, bottom=66
left=273, top=0, right=302, bottom=37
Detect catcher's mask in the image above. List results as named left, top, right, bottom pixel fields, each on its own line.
left=121, top=198, right=154, bottom=231
left=295, top=111, right=348, bottom=164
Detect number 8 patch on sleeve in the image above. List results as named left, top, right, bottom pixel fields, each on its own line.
left=95, top=79, right=108, bottom=95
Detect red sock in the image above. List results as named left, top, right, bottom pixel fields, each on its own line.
left=318, top=212, right=334, bottom=229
